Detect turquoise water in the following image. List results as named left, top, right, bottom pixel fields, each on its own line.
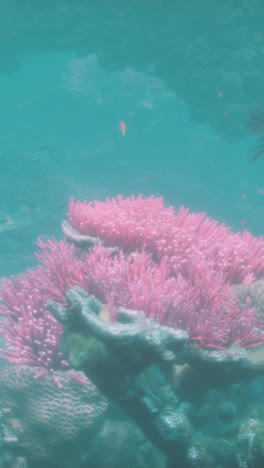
left=1, top=3, right=264, bottom=468
left=1, top=1, right=264, bottom=276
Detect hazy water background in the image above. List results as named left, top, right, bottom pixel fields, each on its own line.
left=0, top=0, right=264, bottom=277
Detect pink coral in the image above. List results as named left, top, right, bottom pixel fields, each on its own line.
left=68, top=195, right=264, bottom=284
left=33, top=241, right=264, bottom=349
left=68, top=195, right=176, bottom=252
left=1, top=195, right=264, bottom=374
left=0, top=269, right=67, bottom=372
left=0, top=241, right=86, bottom=373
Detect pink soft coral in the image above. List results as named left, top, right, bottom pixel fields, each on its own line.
left=1, top=195, right=264, bottom=375
left=68, top=195, right=264, bottom=284
left=0, top=269, right=66, bottom=371
left=22, top=241, right=264, bottom=350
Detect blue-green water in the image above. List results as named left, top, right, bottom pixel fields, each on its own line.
left=1, top=3, right=264, bottom=468
left=0, top=0, right=264, bottom=276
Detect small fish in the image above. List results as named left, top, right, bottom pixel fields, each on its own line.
left=119, top=121, right=126, bottom=136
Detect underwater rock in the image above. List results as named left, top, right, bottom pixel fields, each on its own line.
left=155, top=409, right=193, bottom=451
left=217, top=401, right=237, bottom=424
left=84, top=417, right=164, bottom=468
left=236, top=415, right=264, bottom=468
left=0, top=452, right=28, bottom=468
left=185, top=439, right=214, bottom=468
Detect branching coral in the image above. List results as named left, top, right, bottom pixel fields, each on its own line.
left=0, top=270, right=66, bottom=372
left=1, top=195, right=264, bottom=377
left=68, top=195, right=264, bottom=284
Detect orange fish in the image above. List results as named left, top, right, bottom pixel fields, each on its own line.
left=119, top=121, right=126, bottom=136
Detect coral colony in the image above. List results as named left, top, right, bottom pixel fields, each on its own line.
left=1, top=195, right=264, bottom=374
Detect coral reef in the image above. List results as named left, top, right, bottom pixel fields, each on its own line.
left=2, top=195, right=264, bottom=467
left=48, top=285, right=264, bottom=468
left=68, top=195, right=264, bottom=284
left=0, top=361, right=163, bottom=468
left=0, top=363, right=108, bottom=467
